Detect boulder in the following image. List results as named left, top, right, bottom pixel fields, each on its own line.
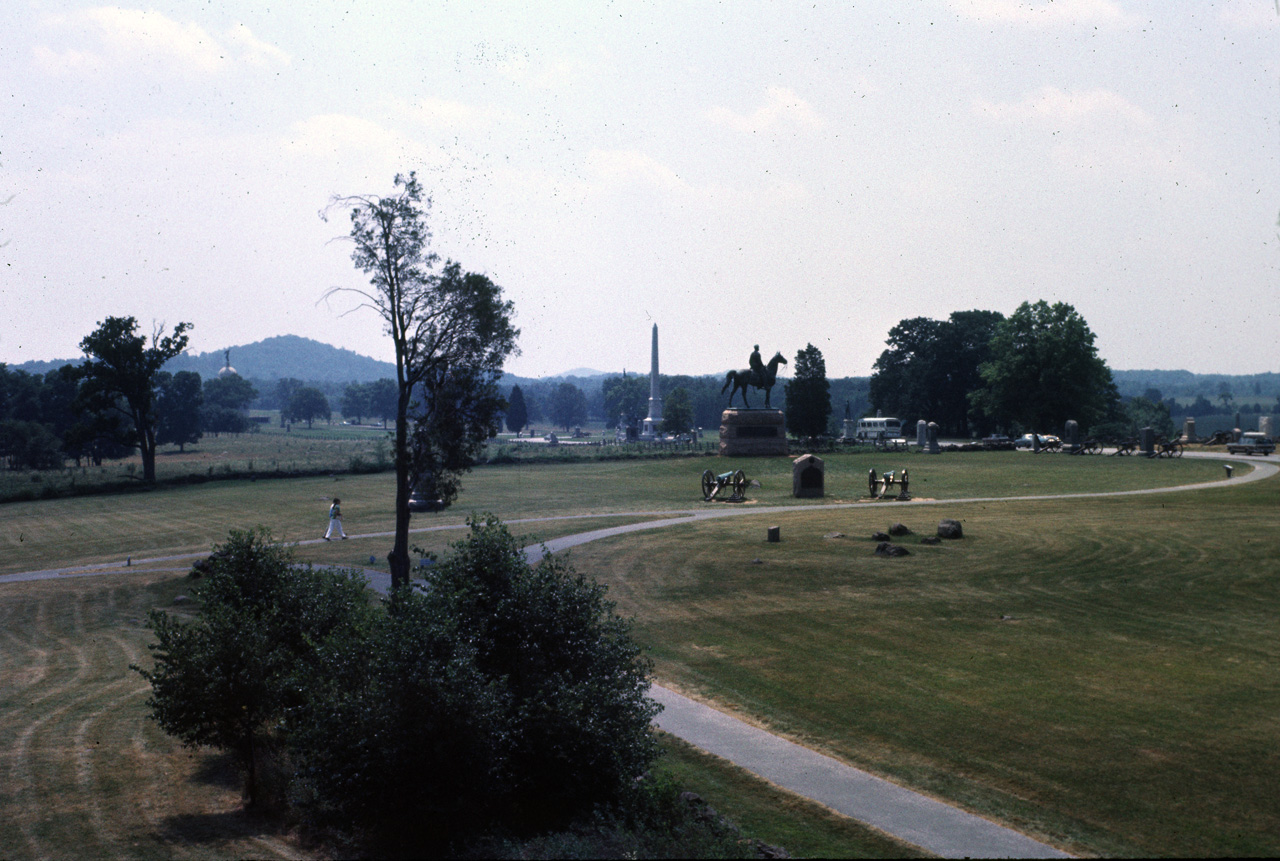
left=871, top=531, right=891, bottom=542
left=937, top=519, right=964, bottom=539
left=875, top=542, right=910, bottom=557
left=920, top=535, right=942, bottom=545
left=888, top=522, right=912, bottom=536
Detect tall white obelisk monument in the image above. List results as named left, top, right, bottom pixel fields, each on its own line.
left=641, top=324, right=663, bottom=439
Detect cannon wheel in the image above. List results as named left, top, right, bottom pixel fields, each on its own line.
left=732, top=470, right=747, bottom=497
left=1170, top=443, right=1183, bottom=458
left=1085, top=441, right=1101, bottom=455
left=701, top=469, right=715, bottom=499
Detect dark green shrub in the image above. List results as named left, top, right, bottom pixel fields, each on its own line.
left=133, top=529, right=376, bottom=807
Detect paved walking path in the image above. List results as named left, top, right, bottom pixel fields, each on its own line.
left=3, top=451, right=1275, bottom=857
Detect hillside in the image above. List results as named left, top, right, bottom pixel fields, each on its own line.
left=10, top=336, right=397, bottom=384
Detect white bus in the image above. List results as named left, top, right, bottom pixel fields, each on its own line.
left=854, top=416, right=903, bottom=444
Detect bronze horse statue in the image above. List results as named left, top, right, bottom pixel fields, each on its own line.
left=722, top=351, right=787, bottom=409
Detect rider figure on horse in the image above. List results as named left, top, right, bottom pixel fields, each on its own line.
left=749, top=345, right=766, bottom=389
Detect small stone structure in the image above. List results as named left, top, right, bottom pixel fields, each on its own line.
left=792, top=454, right=824, bottom=498
left=925, top=422, right=941, bottom=454
left=937, top=519, right=964, bottom=539
left=1140, top=426, right=1155, bottom=456
left=916, top=419, right=928, bottom=448
left=1261, top=416, right=1274, bottom=437
left=719, top=409, right=788, bottom=456
left=1064, top=420, right=1080, bottom=449
left=1184, top=416, right=1197, bottom=441
left=767, top=525, right=781, bottom=543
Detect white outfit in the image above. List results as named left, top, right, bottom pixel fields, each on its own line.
left=324, top=503, right=346, bottom=539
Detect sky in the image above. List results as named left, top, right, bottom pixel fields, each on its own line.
left=1, top=1, right=1277, bottom=379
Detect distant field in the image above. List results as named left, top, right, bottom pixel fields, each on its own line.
left=1, top=451, right=1236, bottom=577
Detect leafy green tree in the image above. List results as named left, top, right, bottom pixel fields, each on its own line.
left=661, top=387, right=694, bottom=435
left=155, top=371, right=204, bottom=452
left=286, top=387, right=330, bottom=428
left=429, top=518, right=660, bottom=831
left=324, top=172, right=519, bottom=588
left=0, top=419, right=63, bottom=469
left=505, top=384, right=528, bottom=434
left=133, top=529, right=376, bottom=807
left=602, top=374, right=649, bottom=429
left=406, top=351, right=506, bottom=507
left=76, top=316, right=191, bottom=481
left=870, top=310, right=1003, bottom=436
left=340, top=381, right=371, bottom=423
left=969, top=301, right=1117, bottom=433
left=785, top=344, right=832, bottom=440
left=203, top=374, right=257, bottom=411
left=548, top=381, right=587, bottom=431
left=367, top=378, right=398, bottom=427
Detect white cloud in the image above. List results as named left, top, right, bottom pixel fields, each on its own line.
left=283, top=114, right=416, bottom=158
left=948, top=0, right=1136, bottom=27
left=976, top=86, right=1152, bottom=127
left=707, top=86, right=827, bottom=134
left=586, top=149, right=686, bottom=192
left=35, top=7, right=290, bottom=76
left=395, top=96, right=513, bottom=132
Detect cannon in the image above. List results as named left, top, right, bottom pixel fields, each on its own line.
left=702, top=468, right=748, bottom=502
left=867, top=468, right=910, bottom=500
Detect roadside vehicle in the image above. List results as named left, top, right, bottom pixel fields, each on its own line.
left=1226, top=432, right=1276, bottom=456
left=981, top=434, right=1015, bottom=450
left=1014, top=433, right=1060, bottom=451
left=854, top=416, right=903, bottom=443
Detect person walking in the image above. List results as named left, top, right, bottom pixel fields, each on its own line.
left=324, top=497, right=347, bottom=540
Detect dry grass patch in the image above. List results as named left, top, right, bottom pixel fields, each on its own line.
left=0, top=571, right=312, bottom=861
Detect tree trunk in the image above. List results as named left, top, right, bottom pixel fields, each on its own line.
left=389, top=389, right=412, bottom=589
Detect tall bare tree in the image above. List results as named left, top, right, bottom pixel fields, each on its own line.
left=323, top=172, right=519, bottom=588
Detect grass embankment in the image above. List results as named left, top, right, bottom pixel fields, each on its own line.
left=570, top=473, right=1280, bottom=857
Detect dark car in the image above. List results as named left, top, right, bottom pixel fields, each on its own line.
left=1226, top=432, right=1275, bottom=456
left=407, top=491, right=445, bottom=512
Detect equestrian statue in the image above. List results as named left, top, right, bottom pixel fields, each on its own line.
left=722, top=344, right=787, bottom=409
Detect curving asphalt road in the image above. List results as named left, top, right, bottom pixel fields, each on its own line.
left=3, top=451, right=1274, bottom=857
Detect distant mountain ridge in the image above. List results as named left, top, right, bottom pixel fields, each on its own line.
left=165, top=335, right=397, bottom=383
left=10, top=335, right=398, bottom=384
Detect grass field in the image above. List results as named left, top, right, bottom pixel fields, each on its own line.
left=0, top=449, right=1233, bottom=577
left=567, top=474, right=1280, bottom=857
left=1, top=448, right=1273, bottom=857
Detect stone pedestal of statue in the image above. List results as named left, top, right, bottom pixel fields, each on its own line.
left=719, top=409, right=788, bottom=456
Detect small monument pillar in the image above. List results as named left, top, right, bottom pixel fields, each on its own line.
left=1183, top=416, right=1197, bottom=442
left=792, top=453, right=825, bottom=498
left=1261, top=416, right=1274, bottom=437
left=916, top=419, right=928, bottom=448
left=1140, top=426, right=1155, bottom=456
left=1065, top=420, right=1080, bottom=449
left=926, top=421, right=941, bottom=454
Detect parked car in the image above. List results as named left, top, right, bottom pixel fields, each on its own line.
left=1226, top=432, right=1276, bottom=456
left=407, top=490, right=445, bottom=512
left=981, top=434, right=1015, bottom=450
left=1014, top=433, right=1060, bottom=450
